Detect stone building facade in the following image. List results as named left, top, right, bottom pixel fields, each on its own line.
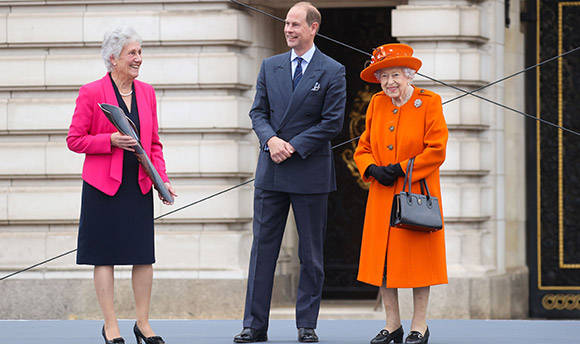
left=0, top=0, right=528, bottom=320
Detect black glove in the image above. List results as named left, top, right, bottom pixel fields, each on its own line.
left=387, top=163, right=405, bottom=177
left=365, top=164, right=397, bottom=186
left=365, top=163, right=405, bottom=186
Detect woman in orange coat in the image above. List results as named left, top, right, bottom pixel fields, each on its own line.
left=354, top=44, right=448, bottom=344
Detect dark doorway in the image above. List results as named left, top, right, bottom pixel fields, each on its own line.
left=525, top=0, right=580, bottom=318
left=316, top=7, right=396, bottom=299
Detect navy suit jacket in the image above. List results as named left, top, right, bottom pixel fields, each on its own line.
left=250, top=49, right=346, bottom=194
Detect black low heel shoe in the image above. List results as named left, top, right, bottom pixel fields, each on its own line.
left=133, top=322, right=165, bottom=344
left=370, top=326, right=404, bottom=344
left=102, top=325, right=125, bottom=344
left=404, top=327, right=429, bottom=344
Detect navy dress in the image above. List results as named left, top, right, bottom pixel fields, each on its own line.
left=76, top=77, right=155, bottom=266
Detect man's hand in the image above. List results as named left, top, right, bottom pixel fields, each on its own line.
left=267, top=136, right=295, bottom=164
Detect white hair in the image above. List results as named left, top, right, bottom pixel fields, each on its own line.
left=101, top=26, right=142, bottom=72
left=374, top=67, right=416, bottom=83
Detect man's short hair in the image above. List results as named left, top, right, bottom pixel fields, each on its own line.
left=292, top=1, right=322, bottom=31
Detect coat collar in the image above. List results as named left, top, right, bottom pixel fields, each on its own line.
left=100, top=74, right=119, bottom=107
left=277, top=49, right=325, bottom=130
left=273, top=52, right=293, bottom=111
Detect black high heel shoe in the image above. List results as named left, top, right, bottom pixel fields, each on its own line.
left=404, top=327, right=429, bottom=344
left=133, top=322, right=165, bottom=344
left=102, top=325, right=125, bottom=344
left=370, top=326, right=404, bottom=344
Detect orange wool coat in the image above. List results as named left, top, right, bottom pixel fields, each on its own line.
left=354, top=87, right=449, bottom=288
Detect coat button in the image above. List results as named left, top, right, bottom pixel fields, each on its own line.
left=388, top=145, right=393, bottom=150
left=393, top=108, right=398, bottom=114
left=420, top=89, right=425, bottom=93
left=390, top=126, right=395, bottom=131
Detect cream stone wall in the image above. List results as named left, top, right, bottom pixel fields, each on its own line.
left=0, top=0, right=265, bottom=319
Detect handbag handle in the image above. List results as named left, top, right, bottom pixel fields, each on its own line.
left=402, top=157, right=433, bottom=201
left=402, top=157, right=414, bottom=194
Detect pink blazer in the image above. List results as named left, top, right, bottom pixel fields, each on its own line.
left=67, top=75, right=169, bottom=196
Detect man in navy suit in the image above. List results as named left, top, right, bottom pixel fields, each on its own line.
left=234, top=2, right=346, bottom=343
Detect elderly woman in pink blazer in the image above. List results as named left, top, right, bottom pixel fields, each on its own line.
left=67, top=26, right=176, bottom=344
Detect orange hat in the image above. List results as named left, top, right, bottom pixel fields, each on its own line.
left=360, top=43, right=422, bottom=83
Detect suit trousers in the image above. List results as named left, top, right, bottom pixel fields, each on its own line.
left=243, top=188, right=329, bottom=331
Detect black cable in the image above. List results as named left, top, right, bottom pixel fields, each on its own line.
left=0, top=137, right=362, bottom=282
left=153, top=178, right=255, bottom=220
left=230, top=0, right=580, bottom=137
left=0, top=179, right=257, bottom=282
left=0, top=249, right=77, bottom=281
left=442, top=46, right=580, bottom=105
left=419, top=72, right=580, bottom=136
left=230, top=0, right=370, bottom=56
left=332, top=136, right=360, bottom=149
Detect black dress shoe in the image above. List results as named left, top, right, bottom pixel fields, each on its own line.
left=298, top=328, right=318, bottom=343
left=233, top=328, right=268, bottom=343
left=370, top=326, right=404, bottom=344
left=404, top=327, right=429, bottom=344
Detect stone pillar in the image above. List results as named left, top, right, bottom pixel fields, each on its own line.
left=392, top=0, right=528, bottom=319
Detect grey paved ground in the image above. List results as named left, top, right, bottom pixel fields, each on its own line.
left=1, top=319, right=578, bottom=344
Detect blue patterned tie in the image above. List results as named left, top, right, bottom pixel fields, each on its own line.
left=293, top=57, right=303, bottom=91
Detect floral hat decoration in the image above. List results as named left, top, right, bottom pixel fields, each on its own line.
left=360, top=43, right=422, bottom=83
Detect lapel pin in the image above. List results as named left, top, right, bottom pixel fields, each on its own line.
left=414, top=99, right=422, bottom=108
left=311, top=82, right=320, bottom=91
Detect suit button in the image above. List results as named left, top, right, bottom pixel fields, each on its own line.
left=393, top=108, right=398, bottom=114
left=390, top=126, right=395, bottom=131
left=388, top=145, right=393, bottom=150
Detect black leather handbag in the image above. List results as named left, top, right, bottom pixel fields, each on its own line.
left=390, top=157, right=443, bottom=232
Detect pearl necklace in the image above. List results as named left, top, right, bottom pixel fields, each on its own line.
left=119, top=89, right=133, bottom=97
